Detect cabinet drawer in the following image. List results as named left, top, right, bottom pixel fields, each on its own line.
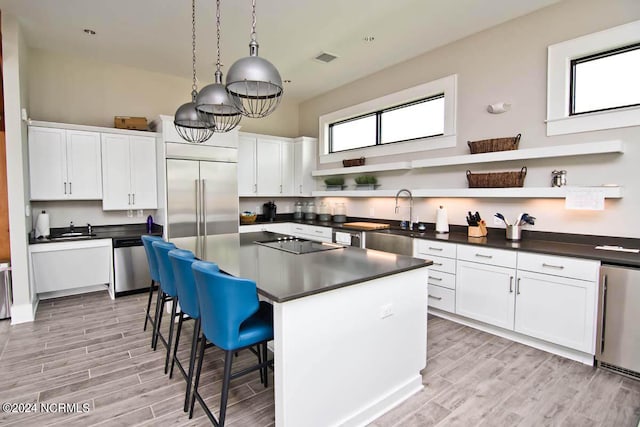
left=291, top=224, right=332, bottom=241
left=517, top=252, right=599, bottom=282
left=457, top=244, right=517, bottom=268
left=428, top=270, right=455, bottom=290
left=426, top=255, right=456, bottom=274
left=427, top=285, right=455, bottom=313
left=416, top=240, right=456, bottom=259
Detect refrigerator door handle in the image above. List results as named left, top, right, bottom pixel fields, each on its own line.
left=195, top=179, right=201, bottom=257
left=202, top=179, right=207, bottom=260
left=600, top=275, right=608, bottom=354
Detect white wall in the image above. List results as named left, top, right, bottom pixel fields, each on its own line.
left=2, top=13, right=34, bottom=323
left=30, top=201, right=156, bottom=229
left=300, top=0, right=640, bottom=238
left=27, top=48, right=299, bottom=137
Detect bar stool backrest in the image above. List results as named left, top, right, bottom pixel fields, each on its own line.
left=169, top=249, right=215, bottom=320
left=152, top=240, right=178, bottom=297
left=141, top=235, right=163, bottom=283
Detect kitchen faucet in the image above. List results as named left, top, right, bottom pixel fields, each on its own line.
left=395, top=189, right=413, bottom=229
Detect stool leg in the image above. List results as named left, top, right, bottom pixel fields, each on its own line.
left=165, top=297, right=178, bottom=374
left=261, top=342, right=269, bottom=388
left=189, top=333, right=207, bottom=419
left=257, top=345, right=264, bottom=385
left=184, top=318, right=200, bottom=413
left=169, top=311, right=184, bottom=379
left=219, top=350, right=234, bottom=427
left=143, top=279, right=155, bottom=331
left=152, top=290, right=164, bottom=350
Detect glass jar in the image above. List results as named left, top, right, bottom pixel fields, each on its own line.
left=317, top=202, right=331, bottom=222
left=304, top=201, right=316, bottom=220
left=333, top=202, right=347, bottom=223
left=293, top=201, right=303, bottom=220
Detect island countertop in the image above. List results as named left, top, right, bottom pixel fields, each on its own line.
left=170, top=231, right=430, bottom=303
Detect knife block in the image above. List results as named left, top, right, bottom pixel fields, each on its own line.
left=468, top=221, right=487, bottom=237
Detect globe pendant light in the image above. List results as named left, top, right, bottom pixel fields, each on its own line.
left=174, top=0, right=215, bottom=143
left=226, top=0, right=283, bottom=118
left=195, top=0, right=242, bottom=133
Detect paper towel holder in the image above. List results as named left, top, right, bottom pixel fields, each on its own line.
left=487, top=102, right=511, bottom=114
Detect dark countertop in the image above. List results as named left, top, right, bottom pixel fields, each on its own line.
left=247, top=215, right=640, bottom=268
left=169, top=231, right=431, bottom=303
left=29, top=223, right=163, bottom=244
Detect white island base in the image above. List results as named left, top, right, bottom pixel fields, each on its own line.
left=272, top=267, right=428, bottom=427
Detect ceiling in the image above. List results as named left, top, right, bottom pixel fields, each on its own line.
left=0, top=0, right=562, bottom=103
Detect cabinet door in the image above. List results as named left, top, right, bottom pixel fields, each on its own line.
left=28, top=127, right=67, bottom=200
left=294, top=137, right=317, bottom=196
left=256, top=138, right=281, bottom=195
left=238, top=136, right=257, bottom=196
left=515, top=271, right=596, bottom=353
left=280, top=141, right=294, bottom=196
left=456, top=260, right=516, bottom=330
left=129, top=136, right=158, bottom=209
left=65, top=130, right=102, bottom=200
left=101, top=134, right=132, bottom=210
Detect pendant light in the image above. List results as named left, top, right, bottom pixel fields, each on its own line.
left=195, top=0, right=242, bottom=132
left=174, top=0, right=215, bottom=143
left=226, top=0, right=283, bottom=118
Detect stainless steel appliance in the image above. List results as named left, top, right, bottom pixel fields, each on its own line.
left=113, top=237, right=151, bottom=295
left=332, top=229, right=363, bottom=248
left=596, top=264, right=640, bottom=379
left=263, top=201, right=277, bottom=222
left=255, top=238, right=344, bottom=254
left=166, top=143, right=238, bottom=259
left=0, top=262, right=12, bottom=320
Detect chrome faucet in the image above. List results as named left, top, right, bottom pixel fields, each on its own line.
left=395, top=189, right=413, bottom=229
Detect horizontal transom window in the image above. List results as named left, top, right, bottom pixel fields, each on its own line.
left=329, top=94, right=444, bottom=153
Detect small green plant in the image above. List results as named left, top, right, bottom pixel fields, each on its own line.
left=355, top=175, right=377, bottom=185
left=324, top=176, right=345, bottom=186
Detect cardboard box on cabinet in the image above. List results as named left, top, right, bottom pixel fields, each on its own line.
left=114, top=116, right=148, bottom=130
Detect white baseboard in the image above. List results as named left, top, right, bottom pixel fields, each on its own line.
left=10, top=299, right=38, bottom=324
left=37, top=284, right=109, bottom=300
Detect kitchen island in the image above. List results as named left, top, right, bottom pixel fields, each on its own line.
left=170, top=231, right=431, bottom=427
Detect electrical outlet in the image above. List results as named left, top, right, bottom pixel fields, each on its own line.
left=493, top=215, right=503, bottom=226
left=379, top=303, right=393, bottom=319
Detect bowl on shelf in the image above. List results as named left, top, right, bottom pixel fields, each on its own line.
left=240, top=212, right=257, bottom=224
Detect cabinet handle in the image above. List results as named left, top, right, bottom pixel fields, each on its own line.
left=299, top=184, right=302, bottom=194
left=516, top=277, right=521, bottom=295
left=432, top=262, right=443, bottom=266
left=509, top=276, right=513, bottom=293
left=475, top=253, right=493, bottom=259
left=429, top=276, right=443, bottom=282
left=64, top=182, right=67, bottom=195
left=315, top=230, right=323, bottom=234
left=428, top=247, right=443, bottom=251
left=280, top=184, right=283, bottom=193
left=132, top=193, right=135, bottom=205
left=69, top=182, right=72, bottom=194
left=428, top=295, right=442, bottom=301
left=254, top=184, right=257, bottom=193
left=128, top=193, right=131, bottom=205
left=542, top=263, right=564, bottom=269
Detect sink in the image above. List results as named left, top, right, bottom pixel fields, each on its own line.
left=49, top=232, right=96, bottom=240
left=364, top=231, right=414, bottom=256
left=60, top=232, right=83, bottom=237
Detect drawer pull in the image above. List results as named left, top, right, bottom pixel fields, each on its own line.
left=509, top=276, right=513, bottom=293
left=428, top=247, right=444, bottom=251
left=315, top=230, right=323, bottom=234
left=542, top=263, right=564, bottom=269
left=428, top=294, right=443, bottom=301
left=432, top=262, right=443, bottom=266
left=516, top=277, right=521, bottom=295
left=475, top=253, right=493, bottom=259
left=429, top=276, right=443, bottom=282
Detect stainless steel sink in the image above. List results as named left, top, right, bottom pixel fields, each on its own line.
left=49, top=233, right=95, bottom=240
left=364, top=231, right=413, bottom=256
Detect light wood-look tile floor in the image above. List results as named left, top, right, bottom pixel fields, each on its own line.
left=0, top=291, right=638, bottom=426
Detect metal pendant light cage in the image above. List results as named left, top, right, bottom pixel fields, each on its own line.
left=174, top=0, right=215, bottom=143
left=226, top=0, right=283, bottom=118
left=195, top=0, right=242, bottom=133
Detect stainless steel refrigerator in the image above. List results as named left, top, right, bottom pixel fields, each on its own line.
left=165, top=143, right=239, bottom=259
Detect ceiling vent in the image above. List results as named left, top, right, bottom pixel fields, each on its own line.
left=314, top=52, right=338, bottom=63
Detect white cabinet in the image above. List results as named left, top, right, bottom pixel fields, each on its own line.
left=101, top=133, right=158, bottom=210
left=414, top=240, right=457, bottom=314
left=238, top=133, right=295, bottom=197
left=239, top=223, right=292, bottom=234
left=28, top=126, right=102, bottom=200
left=515, top=253, right=598, bottom=353
left=290, top=224, right=332, bottom=243
left=29, top=239, right=113, bottom=298
left=293, top=137, right=317, bottom=196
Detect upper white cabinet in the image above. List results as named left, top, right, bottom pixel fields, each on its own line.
left=28, top=126, right=103, bottom=200
left=294, top=137, right=317, bottom=196
left=238, top=133, right=294, bottom=197
left=101, top=133, right=158, bottom=210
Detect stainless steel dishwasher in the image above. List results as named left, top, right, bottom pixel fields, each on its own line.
left=113, top=237, right=152, bottom=296
left=596, top=264, right=640, bottom=379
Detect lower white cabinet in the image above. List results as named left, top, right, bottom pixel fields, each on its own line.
left=456, top=260, right=516, bottom=330
left=239, top=223, right=292, bottom=234
left=290, top=224, right=332, bottom=242
left=29, top=240, right=113, bottom=298
left=427, top=284, right=455, bottom=312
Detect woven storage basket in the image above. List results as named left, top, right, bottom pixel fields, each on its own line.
left=468, top=133, right=521, bottom=154
left=466, top=167, right=527, bottom=188
left=343, top=157, right=366, bottom=167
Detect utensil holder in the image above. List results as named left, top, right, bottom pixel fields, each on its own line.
left=468, top=221, right=487, bottom=237
left=506, top=225, right=521, bottom=241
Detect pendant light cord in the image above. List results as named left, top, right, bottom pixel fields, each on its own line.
left=191, top=0, right=198, bottom=100
left=216, top=0, right=221, bottom=70
left=250, top=0, right=257, bottom=42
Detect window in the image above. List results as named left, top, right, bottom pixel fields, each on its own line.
left=329, top=95, right=444, bottom=153
left=570, top=43, right=640, bottom=115
left=547, top=20, right=640, bottom=136
left=319, top=75, right=457, bottom=163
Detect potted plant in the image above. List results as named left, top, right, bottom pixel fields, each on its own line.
left=354, top=175, right=378, bottom=189
left=324, top=176, right=345, bottom=190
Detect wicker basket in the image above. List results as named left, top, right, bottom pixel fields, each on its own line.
left=239, top=213, right=257, bottom=225
left=468, top=133, right=521, bottom=154
left=343, top=157, right=366, bottom=167
left=466, top=167, right=527, bottom=188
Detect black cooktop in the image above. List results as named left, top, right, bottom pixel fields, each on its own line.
left=254, top=237, right=344, bottom=254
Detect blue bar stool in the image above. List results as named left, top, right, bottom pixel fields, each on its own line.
left=141, top=235, right=163, bottom=342
left=190, top=261, right=274, bottom=426
left=168, top=248, right=212, bottom=412
left=151, top=240, right=181, bottom=374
